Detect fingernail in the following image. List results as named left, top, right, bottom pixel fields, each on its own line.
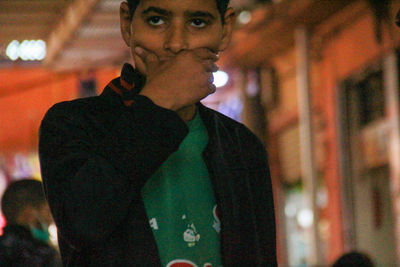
left=135, top=47, right=143, bottom=55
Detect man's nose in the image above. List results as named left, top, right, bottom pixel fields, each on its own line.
left=163, top=23, right=189, bottom=54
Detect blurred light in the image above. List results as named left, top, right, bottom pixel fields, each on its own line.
left=35, top=40, right=47, bottom=60
left=238, top=10, right=252, bottom=24
left=48, top=223, right=58, bottom=245
left=317, top=188, right=328, bottom=208
left=0, top=214, right=6, bottom=236
left=19, top=40, right=30, bottom=61
left=297, top=209, right=314, bottom=228
left=284, top=203, right=297, bottom=218
left=6, top=40, right=20, bottom=61
left=6, top=39, right=46, bottom=61
left=213, top=70, right=229, bottom=88
left=28, top=40, right=37, bottom=61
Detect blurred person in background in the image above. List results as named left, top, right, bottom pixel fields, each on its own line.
left=0, top=179, right=61, bottom=266
left=332, top=251, right=374, bottom=267
left=39, top=0, right=276, bottom=266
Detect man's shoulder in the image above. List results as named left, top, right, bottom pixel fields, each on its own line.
left=46, top=96, right=100, bottom=117
left=42, top=95, right=111, bottom=127
left=0, top=225, right=36, bottom=251
left=0, top=225, right=58, bottom=266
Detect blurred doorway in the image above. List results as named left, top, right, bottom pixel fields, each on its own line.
left=339, top=65, right=397, bottom=266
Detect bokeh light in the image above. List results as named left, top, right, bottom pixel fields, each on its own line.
left=6, top=40, right=46, bottom=61
left=213, top=70, right=229, bottom=88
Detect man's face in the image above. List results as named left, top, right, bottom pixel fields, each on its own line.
left=120, top=0, right=234, bottom=74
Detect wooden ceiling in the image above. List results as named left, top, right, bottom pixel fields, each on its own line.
left=223, top=0, right=359, bottom=68
left=0, top=0, right=70, bottom=44
left=0, top=0, right=128, bottom=70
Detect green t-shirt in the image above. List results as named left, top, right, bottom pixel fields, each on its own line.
left=141, top=111, right=222, bottom=267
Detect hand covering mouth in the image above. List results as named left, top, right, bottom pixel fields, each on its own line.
left=159, top=56, right=175, bottom=62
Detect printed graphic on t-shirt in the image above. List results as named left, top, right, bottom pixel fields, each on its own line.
left=182, top=219, right=200, bottom=247
left=212, top=205, right=220, bottom=233
left=166, top=259, right=218, bottom=267
left=149, top=207, right=219, bottom=247
left=166, top=259, right=197, bottom=267
left=147, top=206, right=221, bottom=266
left=150, top=217, right=159, bottom=230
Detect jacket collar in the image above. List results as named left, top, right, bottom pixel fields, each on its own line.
left=111, top=63, right=145, bottom=97
left=198, top=104, right=241, bottom=161
left=101, top=63, right=146, bottom=106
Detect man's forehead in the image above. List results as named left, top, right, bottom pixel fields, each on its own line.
left=137, top=0, right=219, bottom=13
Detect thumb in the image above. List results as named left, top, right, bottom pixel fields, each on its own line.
left=134, top=46, right=159, bottom=72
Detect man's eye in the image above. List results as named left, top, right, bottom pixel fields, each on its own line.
left=148, top=16, right=165, bottom=26
left=190, top=19, right=207, bottom=28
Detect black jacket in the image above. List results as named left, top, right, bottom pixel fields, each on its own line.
left=39, top=71, right=276, bottom=266
left=0, top=224, right=60, bottom=267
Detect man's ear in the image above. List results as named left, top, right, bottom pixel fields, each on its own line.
left=120, top=2, right=132, bottom=47
left=218, top=8, right=236, bottom=51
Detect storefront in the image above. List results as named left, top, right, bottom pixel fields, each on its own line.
left=224, top=0, right=400, bottom=265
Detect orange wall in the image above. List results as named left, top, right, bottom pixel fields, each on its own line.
left=0, top=66, right=119, bottom=155
left=263, top=0, right=400, bottom=264
left=312, top=1, right=400, bottom=263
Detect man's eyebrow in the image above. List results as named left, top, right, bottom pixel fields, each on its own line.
left=185, top=11, right=216, bottom=20
left=142, top=7, right=172, bottom=16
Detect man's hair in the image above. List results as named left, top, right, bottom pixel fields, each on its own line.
left=1, top=179, right=46, bottom=224
left=126, top=0, right=230, bottom=23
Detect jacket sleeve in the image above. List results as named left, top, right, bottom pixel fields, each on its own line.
left=253, top=149, right=277, bottom=265
left=39, top=95, right=188, bottom=249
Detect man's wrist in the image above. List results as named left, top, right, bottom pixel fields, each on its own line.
left=139, top=88, right=179, bottom=111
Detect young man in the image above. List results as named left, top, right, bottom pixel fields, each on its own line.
left=0, top=179, right=60, bottom=266
left=39, top=0, right=277, bottom=266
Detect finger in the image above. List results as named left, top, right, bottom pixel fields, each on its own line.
left=207, top=72, right=214, bottom=84
left=202, top=60, right=219, bottom=72
left=208, top=83, right=217, bottom=95
left=134, top=46, right=159, bottom=71
left=192, top=47, right=218, bottom=61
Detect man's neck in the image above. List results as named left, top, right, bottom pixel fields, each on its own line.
left=176, top=104, right=196, bottom=122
